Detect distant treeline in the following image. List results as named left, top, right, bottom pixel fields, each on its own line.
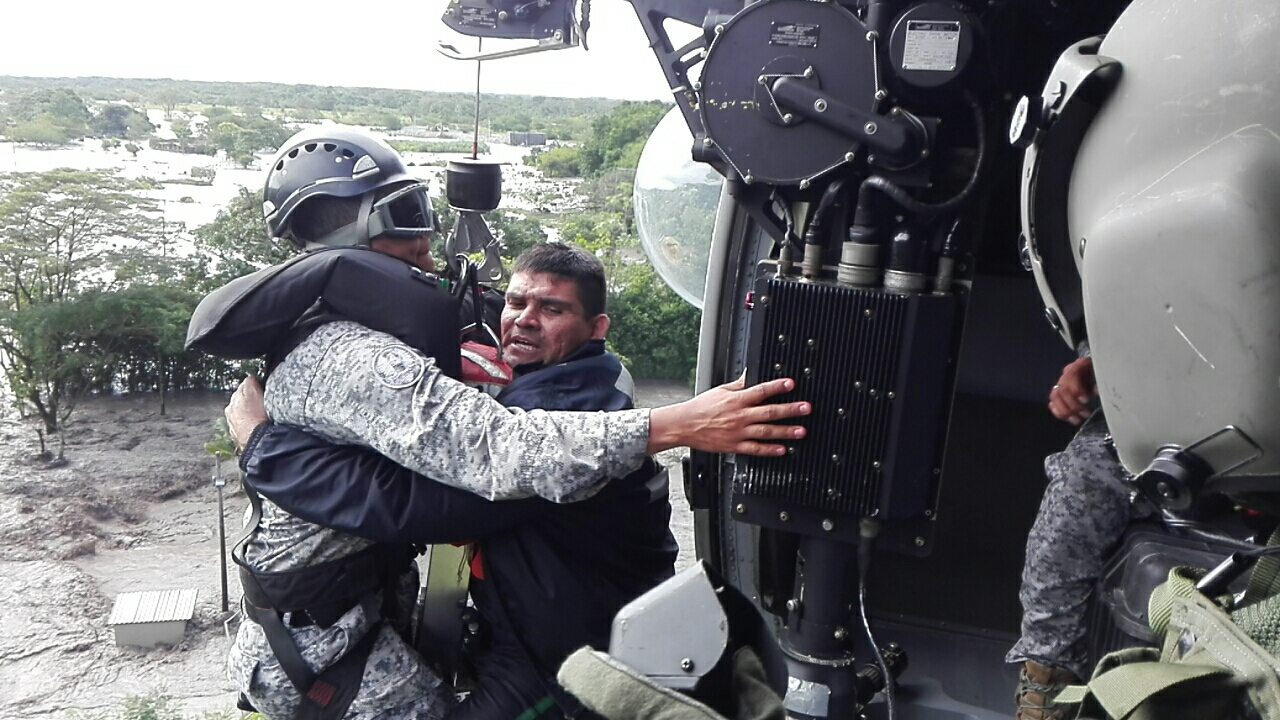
left=0, top=76, right=625, bottom=140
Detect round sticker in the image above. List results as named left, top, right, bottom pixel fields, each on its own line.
left=372, top=345, right=426, bottom=389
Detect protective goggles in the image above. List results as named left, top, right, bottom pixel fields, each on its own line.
left=363, top=182, right=436, bottom=240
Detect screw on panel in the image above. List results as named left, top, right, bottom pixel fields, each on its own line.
left=693, top=80, right=702, bottom=91
left=873, top=461, right=881, bottom=469
left=498, top=10, right=510, bottom=19
left=807, top=338, right=816, bottom=348
left=864, top=122, right=878, bottom=135
left=827, top=487, right=838, bottom=497
left=735, top=503, right=746, bottom=514
left=553, top=29, right=563, bottom=40
left=814, top=99, right=828, bottom=113
left=758, top=75, right=769, bottom=85
left=836, top=408, right=846, bottom=417
left=822, top=519, right=835, bottom=531
left=924, top=509, right=933, bottom=517
left=834, top=627, right=848, bottom=640
left=714, top=23, right=725, bottom=34
left=921, top=148, right=930, bottom=158
left=786, top=599, right=800, bottom=612
left=774, top=363, right=783, bottom=373
left=869, top=389, right=878, bottom=397
left=866, top=30, right=878, bottom=41
left=887, top=391, right=895, bottom=399
left=845, top=151, right=856, bottom=162
left=681, top=658, right=695, bottom=672
left=783, top=113, right=795, bottom=124
left=803, top=367, right=812, bottom=377
left=702, top=137, right=714, bottom=147
left=854, top=381, right=863, bottom=390
left=759, top=295, right=769, bottom=305
left=787, top=446, right=795, bottom=455
left=915, top=537, right=926, bottom=547
left=780, top=511, right=791, bottom=522
left=744, top=173, right=755, bottom=184
left=831, top=454, right=840, bottom=464
left=799, top=178, right=810, bottom=189
left=875, top=89, right=888, bottom=101
left=1079, top=237, right=1088, bottom=256
left=804, top=66, right=815, bottom=78
left=864, top=308, right=873, bottom=317
left=867, top=154, right=878, bottom=164
left=933, top=468, right=941, bottom=475
left=777, top=334, right=787, bottom=343
left=890, top=107, right=901, bottom=117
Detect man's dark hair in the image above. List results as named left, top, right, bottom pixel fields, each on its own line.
left=512, top=242, right=607, bottom=317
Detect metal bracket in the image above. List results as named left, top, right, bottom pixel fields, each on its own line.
left=438, top=31, right=578, bottom=62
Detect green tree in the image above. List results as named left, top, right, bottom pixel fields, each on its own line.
left=606, top=261, right=701, bottom=380
left=93, top=103, right=153, bottom=139
left=190, top=186, right=293, bottom=289
left=534, top=145, right=586, bottom=177
left=579, top=101, right=667, bottom=175
left=0, top=170, right=166, bottom=444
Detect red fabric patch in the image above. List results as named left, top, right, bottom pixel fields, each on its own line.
left=460, top=341, right=513, bottom=386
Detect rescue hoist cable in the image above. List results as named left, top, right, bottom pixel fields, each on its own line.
left=472, top=38, right=483, bottom=160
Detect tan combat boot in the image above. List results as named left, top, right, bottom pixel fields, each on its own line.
left=1015, top=660, right=1080, bottom=720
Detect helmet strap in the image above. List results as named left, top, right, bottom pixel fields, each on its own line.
left=309, top=221, right=361, bottom=249
left=356, top=192, right=376, bottom=246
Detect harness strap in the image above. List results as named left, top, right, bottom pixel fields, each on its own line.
left=1242, top=526, right=1280, bottom=607
left=1054, top=661, right=1233, bottom=720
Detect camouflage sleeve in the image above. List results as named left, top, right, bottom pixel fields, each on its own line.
left=263, top=321, right=650, bottom=502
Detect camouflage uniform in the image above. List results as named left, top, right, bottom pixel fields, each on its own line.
left=227, top=501, right=453, bottom=720
left=231, top=321, right=650, bottom=719
left=263, top=321, right=652, bottom=501
left=1007, top=410, right=1136, bottom=679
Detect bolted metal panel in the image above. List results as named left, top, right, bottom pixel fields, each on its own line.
left=739, top=276, right=957, bottom=525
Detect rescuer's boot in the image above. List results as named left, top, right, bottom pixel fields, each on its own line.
left=1015, top=660, right=1079, bottom=720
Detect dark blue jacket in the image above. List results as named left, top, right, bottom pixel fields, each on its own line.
left=244, top=339, right=678, bottom=676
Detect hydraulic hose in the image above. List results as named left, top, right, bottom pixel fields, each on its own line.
left=860, top=90, right=988, bottom=219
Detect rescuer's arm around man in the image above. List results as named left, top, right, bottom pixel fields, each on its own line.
left=227, top=355, right=808, bottom=503
left=242, top=423, right=545, bottom=544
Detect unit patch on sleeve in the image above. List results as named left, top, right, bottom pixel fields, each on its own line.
left=372, top=344, right=427, bottom=389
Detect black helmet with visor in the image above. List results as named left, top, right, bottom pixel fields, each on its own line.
left=263, top=126, right=435, bottom=248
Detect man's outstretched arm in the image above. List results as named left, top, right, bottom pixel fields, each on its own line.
left=233, top=323, right=808, bottom=503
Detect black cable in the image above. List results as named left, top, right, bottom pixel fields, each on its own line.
left=860, top=90, right=988, bottom=219
left=857, top=518, right=895, bottom=720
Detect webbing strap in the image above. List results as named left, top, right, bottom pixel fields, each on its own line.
left=1242, top=526, right=1280, bottom=607
left=231, top=476, right=265, bottom=572
left=245, top=599, right=318, bottom=697
left=1055, top=662, right=1232, bottom=720
left=1146, top=567, right=1201, bottom=639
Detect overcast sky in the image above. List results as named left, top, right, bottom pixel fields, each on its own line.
left=2, top=1, right=675, bottom=100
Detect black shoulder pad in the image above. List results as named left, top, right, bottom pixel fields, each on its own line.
left=187, top=247, right=462, bottom=378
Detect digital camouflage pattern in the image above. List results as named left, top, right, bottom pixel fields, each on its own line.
left=264, top=321, right=652, bottom=502
left=1008, top=411, right=1136, bottom=680
left=227, top=499, right=451, bottom=720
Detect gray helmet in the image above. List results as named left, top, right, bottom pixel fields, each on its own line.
left=263, top=126, right=434, bottom=247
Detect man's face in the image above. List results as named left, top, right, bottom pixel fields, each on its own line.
left=501, top=270, right=608, bottom=367
left=371, top=235, right=434, bottom=272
